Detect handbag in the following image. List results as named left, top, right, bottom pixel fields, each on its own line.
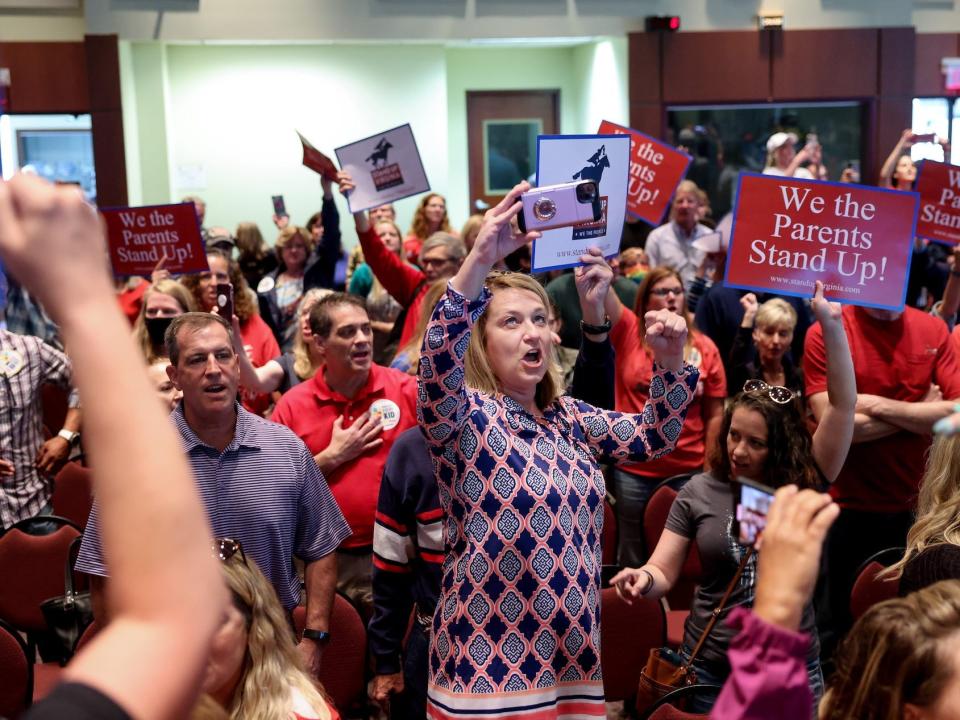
left=635, top=546, right=755, bottom=713
left=40, top=536, right=93, bottom=665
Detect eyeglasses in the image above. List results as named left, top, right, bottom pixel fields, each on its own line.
left=421, top=257, right=453, bottom=268
left=214, top=537, right=248, bottom=565
left=743, top=379, right=795, bottom=405
left=650, top=287, right=684, bottom=297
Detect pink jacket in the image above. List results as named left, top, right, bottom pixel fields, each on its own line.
left=710, top=608, right=812, bottom=720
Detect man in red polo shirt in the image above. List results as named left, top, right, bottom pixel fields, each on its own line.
left=272, top=293, right=418, bottom=615
left=804, top=303, right=960, bottom=657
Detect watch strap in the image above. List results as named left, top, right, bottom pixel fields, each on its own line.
left=302, top=628, right=331, bottom=644
left=581, top=317, right=612, bottom=335
left=58, top=429, right=79, bottom=445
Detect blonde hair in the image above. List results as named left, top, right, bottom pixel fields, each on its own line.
left=754, top=298, right=797, bottom=332
left=886, top=435, right=960, bottom=579
left=820, top=580, right=960, bottom=720
left=460, top=215, right=483, bottom=252
left=368, top=220, right=404, bottom=306
left=133, top=280, right=196, bottom=363
left=464, top=272, right=564, bottom=409
left=395, top=280, right=448, bottom=375
left=292, top=288, right=332, bottom=381
left=274, top=226, right=314, bottom=267
left=220, top=555, right=332, bottom=720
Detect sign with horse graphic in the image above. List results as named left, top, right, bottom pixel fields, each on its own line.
left=531, top=134, right=631, bottom=272
left=335, top=123, right=430, bottom=213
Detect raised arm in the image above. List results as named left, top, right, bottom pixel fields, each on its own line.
left=807, top=281, right=856, bottom=482
left=417, top=182, right=539, bottom=446
left=878, top=129, right=914, bottom=188
left=230, top=316, right=285, bottom=393
left=339, top=171, right=425, bottom=307
left=1, top=175, right=225, bottom=720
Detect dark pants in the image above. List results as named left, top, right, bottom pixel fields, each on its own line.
left=390, top=619, right=429, bottom=719
left=816, top=507, right=912, bottom=663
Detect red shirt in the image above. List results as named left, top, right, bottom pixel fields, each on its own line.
left=272, top=363, right=419, bottom=549
left=117, top=280, right=148, bottom=326
left=804, top=306, right=960, bottom=512
left=610, top=308, right=727, bottom=477
left=238, top=313, right=281, bottom=416
left=358, top=228, right=428, bottom=347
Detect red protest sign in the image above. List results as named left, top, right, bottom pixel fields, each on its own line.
left=597, top=120, right=691, bottom=226
left=915, top=160, right=960, bottom=245
left=725, top=173, right=919, bottom=310
left=101, top=202, right=208, bottom=277
left=297, top=130, right=339, bottom=182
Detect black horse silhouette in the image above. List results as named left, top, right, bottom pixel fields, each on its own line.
left=366, top=137, right=393, bottom=168
left=572, top=145, right=610, bottom=184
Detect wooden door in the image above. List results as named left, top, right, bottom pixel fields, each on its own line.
left=466, top=89, right=559, bottom=210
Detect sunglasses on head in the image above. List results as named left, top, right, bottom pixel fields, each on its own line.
left=213, top=537, right=248, bottom=565
left=743, top=379, right=795, bottom=405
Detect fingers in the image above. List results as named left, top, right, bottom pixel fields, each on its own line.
left=813, top=279, right=824, bottom=302
left=492, top=181, right=530, bottom=217
left=764, top=484, right=798, bottom=532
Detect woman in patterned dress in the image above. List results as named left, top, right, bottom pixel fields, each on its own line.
left=415, top=182, right=700, bottom=719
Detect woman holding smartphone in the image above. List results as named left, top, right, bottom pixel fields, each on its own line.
left=612, top=280, right=855, bottom=713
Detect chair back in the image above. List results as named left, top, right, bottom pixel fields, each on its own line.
left=643, top=484, right=702, bottom=610
left=52, top=463, right=94, bottom=531
left=601, top=586, right=666, bottom=702
left=602, top=499, right=617, bottom=565
left=0, top=522, right=81, bottom=631
left=293, top=592, right=367, bottom=712
left=639, top=683, right=721, bottom=720
left=850, top=548, right=903, bottom=621
left=0, top=616, right=32, bottom=718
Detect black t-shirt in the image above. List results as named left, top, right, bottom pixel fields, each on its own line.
left=26, top=682, right=131, bottom=720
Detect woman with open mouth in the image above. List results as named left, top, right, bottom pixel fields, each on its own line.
left=416, top=180, right=700, bottom=720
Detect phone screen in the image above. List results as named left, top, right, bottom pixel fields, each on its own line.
left=215, top=283, right=234, bottom=320
left=735, top=481, right=775, bottom=545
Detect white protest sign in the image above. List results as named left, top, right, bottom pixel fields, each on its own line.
left=531, top=134, right=630, bottom=272
left=335, top=123, right=430, bottom=213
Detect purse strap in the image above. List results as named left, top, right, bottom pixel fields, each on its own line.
left=682, top=545, right=755, bottom=671
left=62, top=535, right=82, bottom=601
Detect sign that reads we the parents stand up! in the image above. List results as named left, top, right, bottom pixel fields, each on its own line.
left=726, top=174, right=919, bottom=311
left=101, top=202, right=208, bottom=277
left=915, top=160, right=960, bottom=245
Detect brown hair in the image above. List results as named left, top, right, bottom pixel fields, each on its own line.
left=180, top=249, right=257, bottom=323
left=632, top=266, right=695, bottom=356
left=234, top=222, right=268, bottom=264
left=165, top=312, right=233, bottom=367
left=465, top=271, right=564, bottom=409
left=409, top=193, right=452, bottom=241
left=308, top=293, right=367, bottom=339
left=292, top=289, right=332, bottom=381
left=820, top=580, right=960, bottom=720
left=709, top=391, right=820, bottom=490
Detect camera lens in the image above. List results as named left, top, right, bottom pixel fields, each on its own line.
left=577, top=182, right=597, bottom=202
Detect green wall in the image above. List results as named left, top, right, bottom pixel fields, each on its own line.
left=120, top=39, right=629, bottom=249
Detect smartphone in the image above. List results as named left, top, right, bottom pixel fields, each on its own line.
left=215, top=282, right=234, bottom=320
left=517, top=180, right=602, bottom=233
left=732, top=478, right=776, bottom=546
left=913, top=133, right=937, bottom=144
left=271, top=194, right=288, bottom=218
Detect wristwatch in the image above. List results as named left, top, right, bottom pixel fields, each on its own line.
left=581, top=317, right=612, bottom=335
left=58, top=429, right=80, bottom=446
left=302, top=628, right=331, bottom=644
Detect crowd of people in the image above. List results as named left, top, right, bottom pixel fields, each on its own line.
left=2, top=125, right=960, bottom=720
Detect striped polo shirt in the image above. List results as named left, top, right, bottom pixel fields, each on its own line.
left=76, top=404, right=351, bottom=609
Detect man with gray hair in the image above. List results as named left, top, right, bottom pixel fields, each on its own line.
left=77, top=312, right=350, bottom=674
left=349, top=192, right=466, bottom=347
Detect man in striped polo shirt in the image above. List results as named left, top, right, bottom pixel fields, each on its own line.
left=77, top=312, right=350, bottom=674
